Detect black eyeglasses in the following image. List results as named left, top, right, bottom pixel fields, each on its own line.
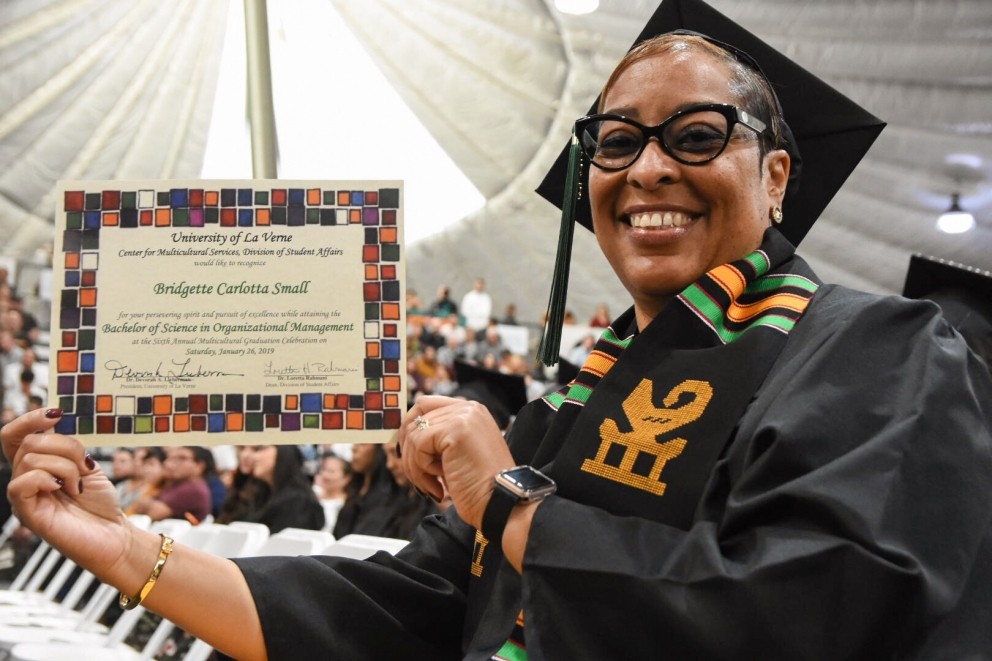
left=575, top=103, right=768, bottom=171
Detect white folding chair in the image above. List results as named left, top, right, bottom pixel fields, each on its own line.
left=148, top=518, right=193, bottom=543
left=321, top=534, right=408, bottom=560
left=6, top=522, right=253, bottom=660
left=239, top=527, right=332, bottom=558
left=183, top=638, right=215, bottom=661
left=226, top=521, right=271, bottom=554
left=0, top=541, right=53, bottom=596
left=0, top=544, right=66, bottom=607
left=0, top=516, right=21, bottom=549
left=264, top=527, right=334, bottom=550
left=0, top=521, right=169, bottom=643
left=0, top=515, right=155, bottom=619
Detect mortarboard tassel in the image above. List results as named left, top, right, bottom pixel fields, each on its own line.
left=538, top=132, right=582, bottom=366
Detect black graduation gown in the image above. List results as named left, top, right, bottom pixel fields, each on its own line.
left=233, top=284, right=992, bottom=660
left=243, top=486, right=326, bottom=534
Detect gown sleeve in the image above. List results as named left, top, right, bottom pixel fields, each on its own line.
left=231, top=509, right=476, bottom=660
left=518, top=289, right=992, bottom=660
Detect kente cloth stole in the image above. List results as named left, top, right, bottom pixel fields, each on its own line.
left=488, top=228, right=819, bottom=660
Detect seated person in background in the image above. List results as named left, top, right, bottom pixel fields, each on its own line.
left=121, top=447, right=165, bottom=515
left=467, top=323, right=504, bottom=365
left=410, top=344, right=441, bottom=393
left=383, top=442, right=441, bottom=539
left=589, top=303, right=611, bottom=328
left=435, top=324, right=468, bottom=369
left=332, top=442, right=401, bottom=539
left=217, top=444, right=265, bottom=524
left=132, top=446, right=212, bottom=523
left=234, top=445, right=325, bottom=533
left=199, top=449, right=228, bottom=518
left=428, top=284, right=458, bottom=318
left=110, top=447, right=135, bottom=486
left=567, top=333, right=597, bottom=366
left=2, top=347, right=46, bottom=416
left=500, top=303, right=519, bottom=326
left=313, top=452, right=352, bottom=534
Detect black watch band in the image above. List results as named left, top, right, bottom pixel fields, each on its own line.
left=481, top=482, right=517, bottom=549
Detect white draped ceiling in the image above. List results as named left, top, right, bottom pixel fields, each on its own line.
left=2, top=0, right=990, bottom=323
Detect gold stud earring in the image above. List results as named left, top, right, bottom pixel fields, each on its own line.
left=771, top=206, right=783, bottom=224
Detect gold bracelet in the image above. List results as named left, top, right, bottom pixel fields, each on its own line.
left=119, top=534, right=174, bottom=610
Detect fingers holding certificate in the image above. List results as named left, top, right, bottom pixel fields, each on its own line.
left=51, top=180, right=406, bottom=445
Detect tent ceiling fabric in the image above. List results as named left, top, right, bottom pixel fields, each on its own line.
left=0, top=0, right=227, bottom=258
left=1, top=0, right=990, bottom=325
left=331, top=0, right=992, bottom=322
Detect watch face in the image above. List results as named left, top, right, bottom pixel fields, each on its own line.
left=497, top=466, right=556, bottom=501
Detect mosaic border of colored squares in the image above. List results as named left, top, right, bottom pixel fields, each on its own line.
left=54, top=184, right=404, bottom=437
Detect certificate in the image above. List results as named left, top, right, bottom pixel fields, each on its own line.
left=50, top=180, right=406, bottom=445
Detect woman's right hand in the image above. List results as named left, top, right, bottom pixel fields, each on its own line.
left=1, top=408, right=134, bottom=574
left=4, top=410, right=269, bottom=661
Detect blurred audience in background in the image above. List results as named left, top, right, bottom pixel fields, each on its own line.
left=333, top=443, right=401, bottom=539
left=225, top=445, right=325, bottom=533
left=131, top=446, right=213, bottom=523
left=0, top=269, right=607, bottom=558
left=589, top=303, right=611, bottom=328
left=313, top=452, right=352, bottom=533
left=382, top=441, right=442, bottom=538
left=123, top=447, right=166, bottom=516
left=110, top=447, right=136, bottom=485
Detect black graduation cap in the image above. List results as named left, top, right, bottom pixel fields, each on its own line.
left=534, top=0, right=885, bottom=364
left=902, top=254, right=992, bottom=367
left=452, top=360, right=529, bottom=430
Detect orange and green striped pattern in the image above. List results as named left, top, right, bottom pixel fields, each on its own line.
left=543, top=327, right=634, bottom=411
left=679, top=248, right=818, bottom=344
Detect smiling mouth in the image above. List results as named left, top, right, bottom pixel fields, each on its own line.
left=627, top=211, right=695, bottom=228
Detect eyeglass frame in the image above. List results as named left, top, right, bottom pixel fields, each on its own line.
left=574, top=103, right=768, bottom=172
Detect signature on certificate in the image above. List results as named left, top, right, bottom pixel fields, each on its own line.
left=262, top=360, right=358, bottom=377
left=103, top=358, right=244, bottom=382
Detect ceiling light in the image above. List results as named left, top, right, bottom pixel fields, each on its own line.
left=555, top=0, right=599, bottom=15
left=936, top=193, right=976, bottom=234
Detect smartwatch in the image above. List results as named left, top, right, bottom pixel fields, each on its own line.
left=481, top=466, right=556, bottom=549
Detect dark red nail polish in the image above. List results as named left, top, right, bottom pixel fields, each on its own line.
left=84, top=454, right=96, bottom=470
left=44, top=408, right=62, bottom=419
left=78, top=479, right=84, bottom=494
left=54, top=477, right=65, bottom=487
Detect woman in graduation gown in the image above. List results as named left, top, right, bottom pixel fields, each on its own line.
left=3, top=0, right=991, bottom=658
left=232, top=445, right=325, bottom=534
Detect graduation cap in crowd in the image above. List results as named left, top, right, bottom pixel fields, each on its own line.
left=556, top=356, right=581, bottom=386
left=534, top=0, right=886, bottom=365
left=452, top=360, right=529, bottom=431
left=903, top=254, right=992, bottom=368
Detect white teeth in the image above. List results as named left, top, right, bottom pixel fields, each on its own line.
left=630, top=211, right=691, bottom=228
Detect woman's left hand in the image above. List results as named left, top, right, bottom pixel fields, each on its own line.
left=397, top=395, right=514, bottom=530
